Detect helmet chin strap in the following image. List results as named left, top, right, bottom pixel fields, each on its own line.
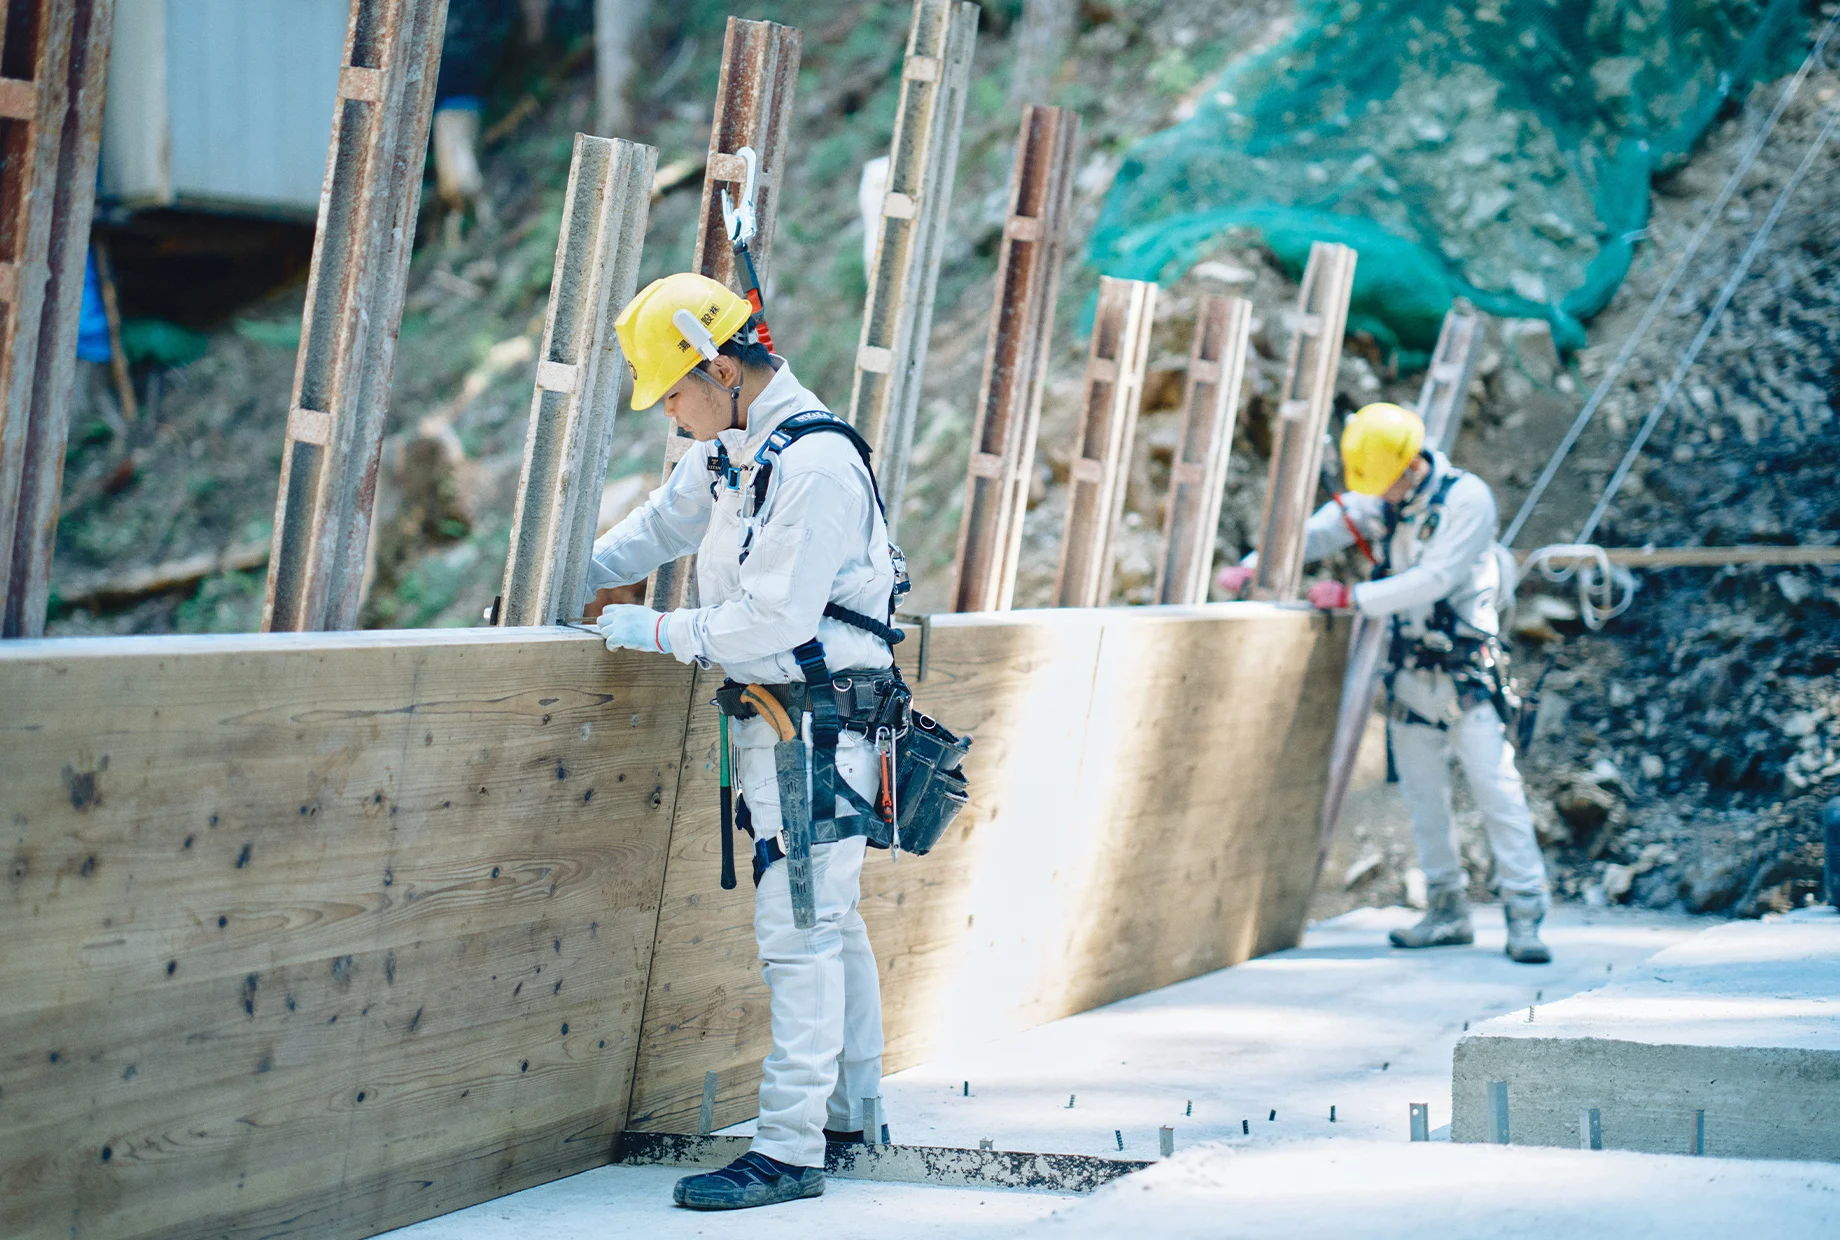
left=672, top=308, right=743, bottom=431
left=690, top=362, right=743, bottom=430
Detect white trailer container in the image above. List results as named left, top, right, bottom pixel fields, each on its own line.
left=101, top=0, right=348, bottom=217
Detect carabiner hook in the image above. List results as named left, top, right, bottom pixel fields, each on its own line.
left=719, top=146, right=760, bottom=247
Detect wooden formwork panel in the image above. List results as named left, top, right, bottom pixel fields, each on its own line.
left=626, top=604, right=1349, bottom=1133
left=1155, top=294, right=1252, bottom=606
left=0, top=630, right=689, bottom=1240
left=1251, top=241, right=1356, bottom=602
left=1052, top=275, right=1157, bottom=609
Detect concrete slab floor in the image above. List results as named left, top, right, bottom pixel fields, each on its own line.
left=801, top=903, right=1713, bottom=1158
left=385, top=904, right=1713, bottom=1236
left=384, top=1164, right=1066, bottom=1239
left=1012, top=1138, right=1840, bottom=1238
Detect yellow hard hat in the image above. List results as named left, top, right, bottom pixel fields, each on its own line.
left=1341, top=402, right=1426, bottom=495
left=613, top=272, right=752, bottom=409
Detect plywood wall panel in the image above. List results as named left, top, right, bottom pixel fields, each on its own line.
left=626, top=605, right=1348, bottom=1132
left=0, top=630, right=687, bottom=1240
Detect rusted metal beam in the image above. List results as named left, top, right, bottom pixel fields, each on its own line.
left=1250, top=240, right=1355, bottom=601
left=846, top=0, right=976, bottom=540
left=1316, top=303, right=1481, bottom=879
left=1052, top=275, right=1156, bottom=609
left=263, top=0, right=449, bottom=632
left=948, top=104, right=1079, bottom=614
left=498, top=135, right=655, bottom=627
left=647, top=17, right=800, bottom=612
left=1416, top=304, right=1485, bottom=453
left=1153, top=294, right=1251, bottom=606
left=0, top=0, right=86, bottom=636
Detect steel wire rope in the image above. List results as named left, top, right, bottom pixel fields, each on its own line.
left=1578, top=92, right=1840, bottom=545
left=1500, top=7, right=1840, bottom=548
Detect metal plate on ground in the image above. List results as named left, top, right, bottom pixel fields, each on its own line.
left=612, top=1131, right=1151, bottom=1194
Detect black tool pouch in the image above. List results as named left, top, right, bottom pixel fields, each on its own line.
left=879, top=711, right=971, bottom=856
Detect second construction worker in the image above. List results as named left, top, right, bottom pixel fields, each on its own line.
left=1220, top=402, right=1552, bottom=964
left=587, top=273, right=901, bottom=1208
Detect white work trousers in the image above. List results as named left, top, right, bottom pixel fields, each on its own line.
left=1389, top=702, right=1549, bottom=899
left=732, top=716, right=885, bottom=1169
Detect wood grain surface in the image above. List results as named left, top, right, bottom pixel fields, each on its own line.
left=626, top=604, right=1348, bottom=1132
left=1, top=607, right=1345, bottom=1235
left=0, top=630, right=686, bottom=1240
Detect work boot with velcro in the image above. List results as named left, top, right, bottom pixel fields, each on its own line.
left=673, top=1151, right=824, bottom=1210
left=1503, top=892, right=1553, bottom=964
left=1388, top=886, right=1475, bottom=949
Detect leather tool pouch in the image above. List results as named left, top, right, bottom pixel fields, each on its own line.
left=871, top=710, right=971, bottom=856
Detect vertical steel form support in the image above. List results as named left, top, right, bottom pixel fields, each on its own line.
left=1153, top=294, right=1251, bottom=606
left=646, top=17, right=800, bottom=612
left=1315, top=304, right=1484, bottom=881
left=263, top=0, right=448, bottom=632
left=498, top=135, right=655, bottom=626
left=948, top=104, right=1078, bottom=614
left=0, top=0, right=113, bottom=638
left=1051, top=275, right=1156, bottom=609
left=1417, top=304, right=1485, bottom=453
left=846, top=0, right=977, bottom=539
left=1250, top=240, right=1356, bottom=601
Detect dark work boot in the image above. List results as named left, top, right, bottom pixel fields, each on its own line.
left=1503, top=892, right=1553, bottom=964
left=1389, top=886, right=1475, bottom=949
left=823, top=1125, right=891, bottom=1145
left=672, top=1152, right=824, bottom=1210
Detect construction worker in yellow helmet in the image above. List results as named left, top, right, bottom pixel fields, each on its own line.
left=1218, top=401, right=1551, bottom=964
left=586, top=271, right=905, bottom=1209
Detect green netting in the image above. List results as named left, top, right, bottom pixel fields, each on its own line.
left=1090, top=0, right=1804, bottom=361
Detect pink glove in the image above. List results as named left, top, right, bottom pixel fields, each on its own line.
left=1215, top=563, right=1255, bottom=596
left=1306, top=580, right=1353, bottom=610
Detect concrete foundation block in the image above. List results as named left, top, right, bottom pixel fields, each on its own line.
left=1452, top=910, right=1840, bottom=1161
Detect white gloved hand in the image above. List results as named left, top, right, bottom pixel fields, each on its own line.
left=596, top=603, right=670, bottom=654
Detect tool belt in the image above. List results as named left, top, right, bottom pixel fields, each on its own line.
left=1384, top=609, right=1520, bottom=734
left=714, top=668, right=907, bottom=737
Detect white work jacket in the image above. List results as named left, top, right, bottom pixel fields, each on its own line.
left=586, top=359, right=896, bottom=685
left=1299, top=450, right=1504, bottom=641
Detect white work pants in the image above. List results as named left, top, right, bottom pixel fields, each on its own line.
left=732, top=717, right=885, bottom=1169
left=1389, top=702, right=1548, bottom=899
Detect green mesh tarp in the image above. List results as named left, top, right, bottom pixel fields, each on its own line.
left=1090, top=0, right=1804, bottom=360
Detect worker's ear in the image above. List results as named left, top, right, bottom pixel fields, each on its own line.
left=709, top=353, right=742, bottom=389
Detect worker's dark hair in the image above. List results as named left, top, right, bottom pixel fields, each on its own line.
left=711, top=335, right=773, bottom=371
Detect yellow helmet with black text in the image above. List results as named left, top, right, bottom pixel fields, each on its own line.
left=613, top=272, right=752, bottom=409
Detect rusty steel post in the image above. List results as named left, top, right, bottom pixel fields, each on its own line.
left=1250, top=240, right=1356, bottom=601
left=1417, top=303, right=1486, bottom=453
left=1052, top=275, right=1156, bottom=609
left=498, top=136, right=655, bottom=627
left=1316, top=304, right=1486, bottom=875
left=0, top=0, right=80, bottom=635
left=0, top=0, right=113, bottom=638
left=263, top=0, right=449, bottom=632
left=846, top=0, right=976, bottom=540
left=948, top=104, right=1079, bottom=614
left=1153, top=294, right=1251, bottom=606
left=646, top=17, right=801, bottom=613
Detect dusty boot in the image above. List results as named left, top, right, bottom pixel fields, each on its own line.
left=1503, top=892, right=1553, bottom=964
left=1389, top=886, right=1474, bottom=949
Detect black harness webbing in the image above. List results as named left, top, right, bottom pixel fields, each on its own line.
left=722, top=411, right=907, bottom=855
left=1377, top=460, right=1513, bottom=731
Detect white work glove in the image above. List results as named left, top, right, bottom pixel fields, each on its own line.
left=595, top=603, right=670, bottom=654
